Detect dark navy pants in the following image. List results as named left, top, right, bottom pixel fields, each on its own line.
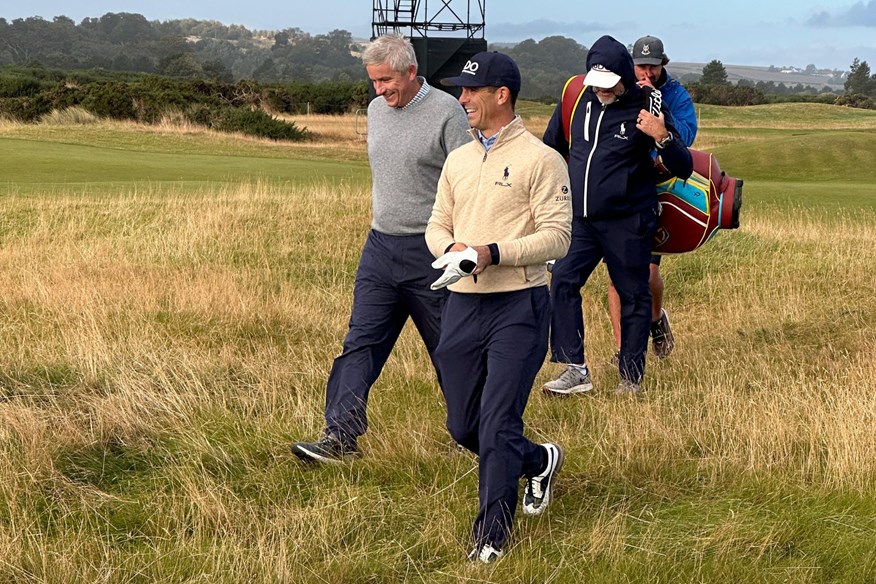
left=324, top=230, right=447, bottom=443
left=435, top=287, right=550, bottom=549
left=550, top=209, right=658, bottom=383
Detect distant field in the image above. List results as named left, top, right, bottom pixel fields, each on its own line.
left=0, top=104, right=873, bottom=582
left=668, top=62, right=845, bottom=89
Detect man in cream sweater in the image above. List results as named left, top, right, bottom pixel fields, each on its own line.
left=426, top=52, right=572, bottom=563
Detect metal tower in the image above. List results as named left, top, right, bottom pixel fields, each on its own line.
left=372, top=1, right=485, bottom=38
left=370, top=1, right=488, bottom=95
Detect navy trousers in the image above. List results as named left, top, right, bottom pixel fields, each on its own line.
left=324, top=230, right=447, bottom=443
left=550, top=209, right=657, bottom=383
left=435, top=287, right=550, bottom=549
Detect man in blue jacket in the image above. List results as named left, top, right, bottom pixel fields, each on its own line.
left=606, top=35, right=698, bottom=361
left=542, top=35, right=693, bottom=395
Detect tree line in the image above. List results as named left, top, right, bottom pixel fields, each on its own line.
left=1, top=12, right=873, bottom=111
left=0, top=13, right=364, bottom=83
left=834, top=58, right=876, bottom=109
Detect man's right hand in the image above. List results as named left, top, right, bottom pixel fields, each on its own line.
left=430, top=246, right=479, bottom=290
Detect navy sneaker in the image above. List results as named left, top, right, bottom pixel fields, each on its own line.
left=650, top=309, right=675, bottom=358
left=291, top=432, right=358, bottom=463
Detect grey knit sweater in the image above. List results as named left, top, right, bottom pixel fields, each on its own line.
left=367, top=86, right=471, bottom=235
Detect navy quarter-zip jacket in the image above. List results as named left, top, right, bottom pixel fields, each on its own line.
left=543, top=36, right=693, bottom=220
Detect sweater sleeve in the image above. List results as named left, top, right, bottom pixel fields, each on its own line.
left=495, top=149, right=572, bottom=266
left=425, top=162, right=457, bottom=259
left=442, top=102, right=473, bottom=155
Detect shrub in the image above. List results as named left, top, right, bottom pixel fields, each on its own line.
left=834, top=93, right=876, bottom=109
left=80, top=83, right=137, bottom=119
left=211, top=107, right=309, bottom=141
left=264, top=82, right=368, bottom=114
left=686, top=83, right=768, bottom=106
left=0, top=95, right=53, bottom=122
left=0, top=77, right=45, bottom=98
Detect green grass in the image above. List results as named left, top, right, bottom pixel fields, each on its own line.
left=698, top=102, right=876, bottom=128
left=0, top=131, right=369, bottom=195
left=0, top=105, right=874, bottom=582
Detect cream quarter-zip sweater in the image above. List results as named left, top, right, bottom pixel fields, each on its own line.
left=426, top=116, right=572, bottom=294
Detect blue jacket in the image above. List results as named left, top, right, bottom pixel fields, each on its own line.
left=657, top=70, right=697, bottom=147
left=543, top=35, right=693, bottom=219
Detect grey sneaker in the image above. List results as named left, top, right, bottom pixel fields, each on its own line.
left=650, top=308, right=675, bottom=358
left=615, top=379, right=643, bottom=395
left=542, top=365, right=593, bottom=395
left=291, top=432, right=358, bottom=463
left=522, top=443, right=564, bottom=516
left=468, top=543, right=504, bottom=563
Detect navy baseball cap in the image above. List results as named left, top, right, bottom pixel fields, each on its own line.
left=440, top=51, right=521, bottom=92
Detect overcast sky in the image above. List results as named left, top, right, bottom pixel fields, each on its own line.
left=3, top=1, right=875, bottom=70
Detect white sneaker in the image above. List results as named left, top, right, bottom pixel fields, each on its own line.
left=468, top=543, right=504, bottom=563
left=522, top=443, right=564, bottom=516
left=542, top=365, right=593, bottom=395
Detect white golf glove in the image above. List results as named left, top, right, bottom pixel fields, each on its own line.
left=430, top=246, right=479, bottom=290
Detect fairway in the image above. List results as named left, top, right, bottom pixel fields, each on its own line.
left=0, top=104, right=874, bottom=583
left=0, top=136, right=368, bottom=193
left=0, top=121, right=370, bottom=195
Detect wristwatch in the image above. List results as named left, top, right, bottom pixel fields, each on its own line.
left=655, top=133, right=673, bottom=149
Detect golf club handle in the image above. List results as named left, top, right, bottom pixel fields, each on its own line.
left=643, top=85, right=662, bottom=117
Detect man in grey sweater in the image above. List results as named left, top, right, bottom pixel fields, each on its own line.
left=291, top=34, right=471, bottom=463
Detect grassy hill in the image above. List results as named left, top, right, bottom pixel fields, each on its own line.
left=0, top=104, right=873, bottom=582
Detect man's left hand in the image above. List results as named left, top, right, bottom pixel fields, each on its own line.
left=636, top=108, right=670, bottom=144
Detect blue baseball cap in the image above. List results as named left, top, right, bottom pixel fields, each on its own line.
left=440, top=51, right=521, bottom=92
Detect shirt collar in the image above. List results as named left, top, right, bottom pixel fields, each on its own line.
left=477, top=130, right=498, bottom=151
left=398, top=77, right=430, bottom=110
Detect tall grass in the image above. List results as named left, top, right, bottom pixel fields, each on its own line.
left=0, top=106, right=874, bottom=582
left=40, top=107, right=99, bottom=125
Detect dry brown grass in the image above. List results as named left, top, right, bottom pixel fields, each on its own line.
left=281, top=113, right=367, bottom=143
left=0, top=116, right=874, bottom=581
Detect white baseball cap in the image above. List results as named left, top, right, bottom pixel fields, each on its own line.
left=583, top=63, right=621, bottom=89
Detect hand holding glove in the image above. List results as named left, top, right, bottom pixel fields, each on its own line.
left=430, top=246, right=479, bottom=290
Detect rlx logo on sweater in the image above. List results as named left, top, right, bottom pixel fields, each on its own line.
left=494, top=166, right=512, bottom=188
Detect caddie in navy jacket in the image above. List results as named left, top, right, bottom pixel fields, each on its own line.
left=543, top=37, right=692, bottom=219
left=542, top=34, right=693, bottom=394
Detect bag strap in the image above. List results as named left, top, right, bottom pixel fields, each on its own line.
left=560, top=74, right=588, bottom=146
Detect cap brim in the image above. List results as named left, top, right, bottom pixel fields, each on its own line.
left=583, top=69, right=621, bottom=89
left=633, top=57, right=663, bottom=65
left=439, top=76, right=486, bottom=88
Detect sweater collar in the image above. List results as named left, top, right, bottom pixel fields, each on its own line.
left=466, top=115, right=526, bottom=151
